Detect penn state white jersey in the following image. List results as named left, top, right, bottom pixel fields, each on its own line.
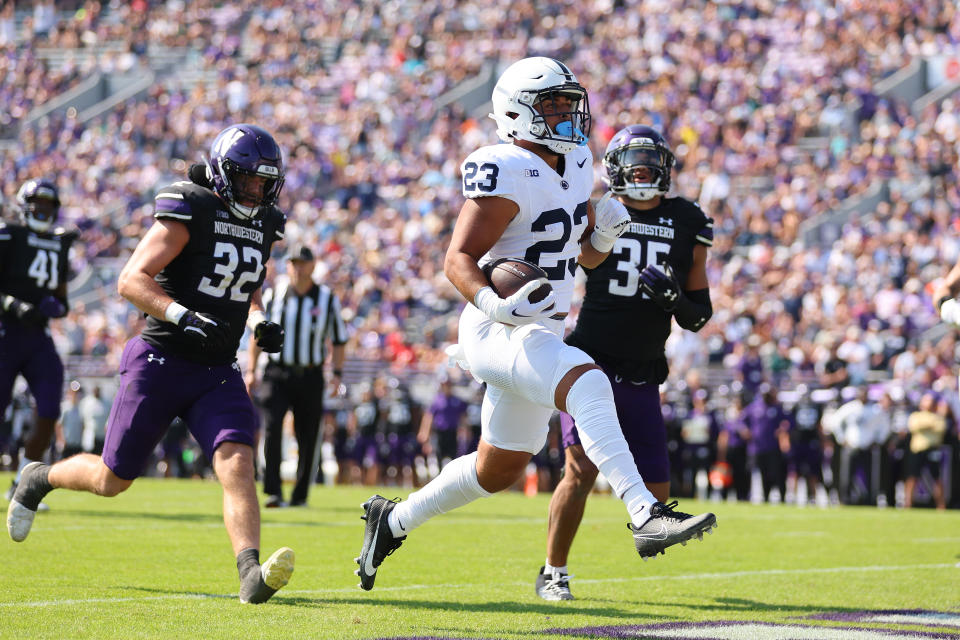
left=461, top=143, right=593, bottom=313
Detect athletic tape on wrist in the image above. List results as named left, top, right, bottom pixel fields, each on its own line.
left=164, top=301, right=188, bottom=324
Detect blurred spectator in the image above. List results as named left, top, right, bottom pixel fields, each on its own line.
left=786, top=385, right=825, bottom=505
left=824, top=388, right=891, bottom=505
left=418, top=375, right=468, bottom=474
left=59, top=382, right=84, bottom=459
left=745, top=384, right=791, bottom=503
left=716, top=393, right=750, bottom=502
left=905, top=391, right=948, bottom=510
left=78, top=384, right=108, bottom=455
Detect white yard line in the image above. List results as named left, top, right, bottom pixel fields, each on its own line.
left=1, top=563, right=955, bottom=608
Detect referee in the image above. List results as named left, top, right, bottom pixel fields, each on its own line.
left=249, top=244, right=347, bottom=508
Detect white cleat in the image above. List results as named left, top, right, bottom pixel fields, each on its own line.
left=262, top=547, right=295, bottom=591
left=7, top=501, right=37, bottom=542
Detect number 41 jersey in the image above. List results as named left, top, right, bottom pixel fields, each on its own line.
left=0, top=221, right=75, bottom=307
left=140, top=181, right=285, bottom=365
left=461, top=143, right=593, bottom=314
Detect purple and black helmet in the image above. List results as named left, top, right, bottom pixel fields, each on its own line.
left=207, top=124, right=285, bottom=220
left=602, top=124, right=675, bottom=201
left=16, top=178, right=60, bottom=232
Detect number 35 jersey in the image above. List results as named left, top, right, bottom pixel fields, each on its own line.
left=140, top=181, right=285, bottom=364
left=461, top=143, right=593, bottom=314
left=0, top=222, right=75, bottom=306
left=570, top=197, right=713, bottom=370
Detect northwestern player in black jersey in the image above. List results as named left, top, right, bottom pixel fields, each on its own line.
left=536, top=124, right=715, bottom=600
left=1, top=179, right=74, bottom=509
left=7, top=124, right=295, bottom=604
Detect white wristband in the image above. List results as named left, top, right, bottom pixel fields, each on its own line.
left=473, top=286, right=497, bottom=312
left=247, top=310, right=266, bottom=331
left=164, top=301, right=188, bottom=324
left=589, top=230, right=616, bottom=254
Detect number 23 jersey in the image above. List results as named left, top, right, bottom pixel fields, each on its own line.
left=140, top=181, right=285, bottom=364
left=461, top=143, right=593, bottom=314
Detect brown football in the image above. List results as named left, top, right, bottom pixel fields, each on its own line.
left=481, top=257, right=554, bottom=303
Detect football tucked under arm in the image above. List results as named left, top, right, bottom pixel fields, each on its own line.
left=475, top=258, right=556, bottom=325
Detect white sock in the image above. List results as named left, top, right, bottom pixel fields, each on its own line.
left=544, top=561, right=568, bottom=576
left=15, top=456, right=39, bottom=484
left=388, top=451, right=491, bottom=537
left=564, top=368, right=656, bottom=526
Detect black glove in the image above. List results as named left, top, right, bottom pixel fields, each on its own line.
left=638, top=264, right=680, bottom=311
left=177, top=310, right=231, bottom=351
left=254, top=320, right=284, bottom=353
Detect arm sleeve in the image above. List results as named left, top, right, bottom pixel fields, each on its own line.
left=674, top=287, right=712, bottom=332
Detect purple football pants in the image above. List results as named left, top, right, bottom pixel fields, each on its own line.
left=0, top=318, right=63, bottom=420
left=559, top=369, right=669, bottom=483
left=102, top=337, right=256, bottom=480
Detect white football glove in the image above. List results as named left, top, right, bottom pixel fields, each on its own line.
left=474, top=280, right=556, bottom=325
left=590, top=191, right=631, bottom=253
left=940, top=297, right=960, bottom=327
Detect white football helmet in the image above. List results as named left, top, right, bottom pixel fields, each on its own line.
left=489, top=57, right=591, bottom=155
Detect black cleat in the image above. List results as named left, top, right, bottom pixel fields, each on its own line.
left=630, top=500, right=717, bottom=559
left=355, top=495, right=405, bottom=590
left=535, top=566, right=574, bottom=601
left=239, top=547, right=295, bottom=604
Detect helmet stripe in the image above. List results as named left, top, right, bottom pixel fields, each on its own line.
left=550, top=58, right=574, bottom=81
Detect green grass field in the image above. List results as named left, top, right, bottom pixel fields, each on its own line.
left=1, top=474, right=958, bottom=639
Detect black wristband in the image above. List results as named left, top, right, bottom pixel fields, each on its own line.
left=938, top=295, right=952, bottom=313
left=333, top=369, right=343, bottom=377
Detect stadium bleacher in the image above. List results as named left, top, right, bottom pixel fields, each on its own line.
left=1, top=0, right=958, bottom=508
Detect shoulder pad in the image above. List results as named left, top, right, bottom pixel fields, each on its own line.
left=154, top=181, right=220, bottom=222
left=679, top=199, right=714, bottom=247
left=264, top=206, right=286, bottom=242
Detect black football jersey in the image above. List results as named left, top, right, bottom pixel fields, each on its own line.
left=140, top=181, right=285, bottom=365
left=793, top=400, right=822, bottom=442
left=567, top=197, right=713, bottom=382
left=0, top=221, right=75, bottom=311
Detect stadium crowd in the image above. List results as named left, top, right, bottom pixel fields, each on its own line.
left=2, top=0, right=959, bottom=508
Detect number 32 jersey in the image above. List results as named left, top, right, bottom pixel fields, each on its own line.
left=0, top=222, right=75, bottom=306
left=461, top=143, right=593, bottom=314
left=140, top=181, right=285, bottom=364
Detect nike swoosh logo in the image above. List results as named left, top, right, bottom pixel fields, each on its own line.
left=511, top=310, right=533, bottom=318
left=577, top=158, right=587, bottom=168
left=635, top=523, right=669, bottom=540
left=363, top=526, right=379, bottom=576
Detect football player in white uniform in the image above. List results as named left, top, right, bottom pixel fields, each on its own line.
left=353, top=57, right=717, bottom=591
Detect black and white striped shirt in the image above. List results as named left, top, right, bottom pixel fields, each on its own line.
left=262, top=278, right=347, bottom=368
